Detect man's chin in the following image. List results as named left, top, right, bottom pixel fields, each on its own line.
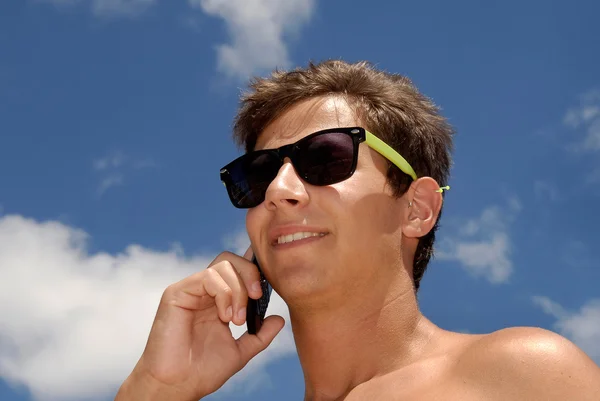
left=275, top=274, right=335, bottom=310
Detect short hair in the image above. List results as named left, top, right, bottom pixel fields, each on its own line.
left=232, top=60, right=454, bottom=291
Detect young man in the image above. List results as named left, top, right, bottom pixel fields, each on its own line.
left=116, top=60, right=600, bottom=401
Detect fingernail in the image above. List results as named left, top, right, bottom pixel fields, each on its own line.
left=226, top=306, right=233, bottom=319
left=237, top=308, right=246, bottom=321
left=252, top=281, right=261, bottom=293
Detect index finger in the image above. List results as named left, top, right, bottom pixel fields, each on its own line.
left=209, top=251, right=261, bottom=296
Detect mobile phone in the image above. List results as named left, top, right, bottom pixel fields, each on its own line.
left=246, top=254, right=272, bottom=335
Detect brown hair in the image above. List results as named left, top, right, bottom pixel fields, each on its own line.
left=232, top=60, right=454, bottom=292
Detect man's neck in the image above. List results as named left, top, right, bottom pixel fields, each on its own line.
left=289, top=281, right=438, bottom=401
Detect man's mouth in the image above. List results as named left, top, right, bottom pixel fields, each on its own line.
left=276, top=232, right=327, bottom=245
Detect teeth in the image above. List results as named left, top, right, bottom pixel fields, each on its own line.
left=277, top=232, right=325, bottom=244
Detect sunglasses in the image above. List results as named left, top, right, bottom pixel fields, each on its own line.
left=220, top=127, right=418, bottom=209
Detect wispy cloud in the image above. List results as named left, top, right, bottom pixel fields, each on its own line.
left=92, top=151, right=155, bottom=197
left=560, top=240, right=593, bottom=270
left=0, top=215, right=294, bottom=401
left=96, top=173, right=124, bottom=196
left=93, top=151, right=125, bottom=171
left=563, top=90, right=600, bottom=128
left=437, top=199, right=520, bottom=284
left=189, top=0, right=317, bottom=79
left=564, top=89, right=600, bottom=153
left=39, top=0, right=157, bottom=17
left=532, top=296, right=600, bottom=364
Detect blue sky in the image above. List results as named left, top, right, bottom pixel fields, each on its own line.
left=1, top=0, right=599, bottom=400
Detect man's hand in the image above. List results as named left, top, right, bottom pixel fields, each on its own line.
left=115, top=248, right=285, bottom=401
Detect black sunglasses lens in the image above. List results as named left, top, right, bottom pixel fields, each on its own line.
left=228, top=152, right=281, bottom=207
left=296, top=132, right=355, bottom=185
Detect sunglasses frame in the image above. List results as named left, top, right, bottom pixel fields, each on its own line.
left=220, top=127, right=418, bottom=208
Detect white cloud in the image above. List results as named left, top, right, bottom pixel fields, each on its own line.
left=437, top=201, right=518, bottom=284
left=563, top=105, right=600, bottom=129
left=92, top=151, right=156, bottom=196
left=96, top=173, right=124, bottom=196
left=189, top=0, right=317, bottom=79
left=563, top=89, right=600, bottom=128
left=223, top=227, right=251, bottom=256
left=531, top=296, right=568, bottom=319
left=0, top=215, right=294, bottom=401
left=563, top=89, right=600, bottom=152
left=449, top=233, right=511, bottom=283
left=93, top=151, right=125, bottom=196
left=39, top=0, right=156, bottom=16
left=532, top=296, right=600, bottom=364
left=93, top=151, right=125, bottom=171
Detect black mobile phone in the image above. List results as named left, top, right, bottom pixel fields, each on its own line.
left=246, top=255, right=272, bottom=335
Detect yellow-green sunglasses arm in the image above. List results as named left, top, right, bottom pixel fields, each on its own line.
left=365, top=131, right=418, bottom=181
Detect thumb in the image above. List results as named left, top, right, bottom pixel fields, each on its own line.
left=236, top=315, right=285, bottom=364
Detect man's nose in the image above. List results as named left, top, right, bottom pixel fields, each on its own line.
left=263, top=159, right=310, bottom=211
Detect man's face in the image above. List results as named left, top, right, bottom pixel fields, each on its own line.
left=246, top=96, right=410, bottom=308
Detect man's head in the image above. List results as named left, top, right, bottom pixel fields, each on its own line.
left=229, top=60, right=454, bottom=294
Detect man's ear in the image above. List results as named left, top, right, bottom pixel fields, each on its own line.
left=402, top=177, right=444, bottom=239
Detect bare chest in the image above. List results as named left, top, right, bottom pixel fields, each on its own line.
left=342, top=361, right=485, bottom=401
left=344, top=378, right=483, bottom=401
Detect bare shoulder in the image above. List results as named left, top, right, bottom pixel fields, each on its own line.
left=454, top=326, right=600, bottom=400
